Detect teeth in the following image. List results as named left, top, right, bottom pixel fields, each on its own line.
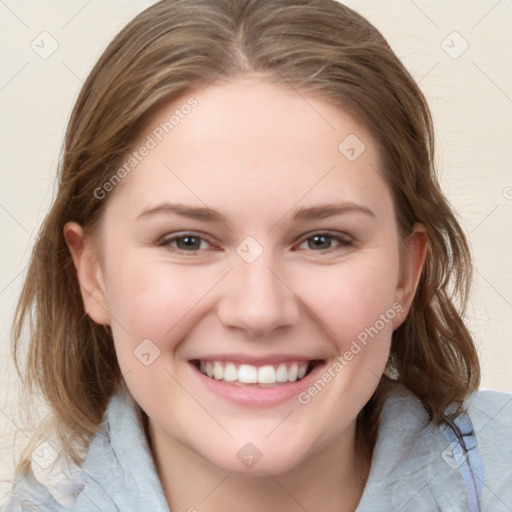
left=238, top=364, right=258, bottom=384
left=288, top=363, right=298, bottom=381
left=213, top=362, right=223, bottom=380
left=224, top=363, right=238, bottom=382
left=276, top=364, right=288, bottom=382
left=198, top=360, right=310, bottom=385
left=258, top=365, right=276, bottom=384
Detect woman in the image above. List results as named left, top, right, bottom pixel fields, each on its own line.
left=3, top=0, right=511, bottom=510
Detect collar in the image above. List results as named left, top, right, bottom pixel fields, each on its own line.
left=32, top=382, right=472, bottom=511
left=357, top=385, right=470, bottom=511
left=75, top=382, right=170, bottom=511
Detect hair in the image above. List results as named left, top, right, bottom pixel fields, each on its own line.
left=11, top=0, right=479, bottom=473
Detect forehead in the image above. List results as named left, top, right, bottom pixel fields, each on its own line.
left=105, top=76, right=391, bottom=223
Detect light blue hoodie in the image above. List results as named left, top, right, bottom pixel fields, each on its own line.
left=2, top=382, right=511, bottom=511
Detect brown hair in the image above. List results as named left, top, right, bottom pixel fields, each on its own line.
left=12, top=0, right=479, bottom=472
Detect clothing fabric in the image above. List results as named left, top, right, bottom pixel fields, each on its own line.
left=2, top=382, right=511, bottom=511
left=440, top=412, right=485, bottom=511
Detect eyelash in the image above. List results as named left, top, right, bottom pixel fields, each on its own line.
left=157, top=231, right=354, bottom=255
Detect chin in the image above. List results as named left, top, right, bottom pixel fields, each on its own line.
left=198, top=436, right=314, bottom=477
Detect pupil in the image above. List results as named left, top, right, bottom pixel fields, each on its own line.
left=310, top=235, right=330, bottom=250
left=178, top=236, right=199, bottom=250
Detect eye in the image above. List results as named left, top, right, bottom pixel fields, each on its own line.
left=157, top=232, right=215, bottom=253
left=295, top=231, right=353, bottom=253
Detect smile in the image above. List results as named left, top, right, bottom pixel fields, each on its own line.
left=193, top=360, right=318, bottom=387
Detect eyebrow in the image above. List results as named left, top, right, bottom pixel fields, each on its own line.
left=137, top=203, right=225, bottom=222
left=136, top=201, right=375, bottom=223
left=292, top=203, right=375, bottom=220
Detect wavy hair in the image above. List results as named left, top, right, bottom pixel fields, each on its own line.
left=12, top=0, right=479, bottom=472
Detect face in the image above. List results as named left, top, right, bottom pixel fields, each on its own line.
left=66, top=75, right=425, bottom=475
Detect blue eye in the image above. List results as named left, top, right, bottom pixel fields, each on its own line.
left=296, top=232, right=353, bottom=253
left=157, top=231, right=353, bottom=255
left=158, top=233, right=213, bottom=252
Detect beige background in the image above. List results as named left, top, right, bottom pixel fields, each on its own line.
left=1, top=0, right=511, bottom=503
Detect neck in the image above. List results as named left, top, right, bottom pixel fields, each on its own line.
left=147, top=419, right=371, bottom=512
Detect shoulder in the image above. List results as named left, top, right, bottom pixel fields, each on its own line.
left=465, top=388, right=512, bottom=430
left=464, top=388, right=512, bottom=467
left=358, top=384, right=468, bottom=510
left=357, top=384, right=512, bottom=511
left=0, top=432, right=84, bottom=512
left=464, top=388, right=512, bottom=508
left=378, top=383, right=512, bottom=438
left=2, top=385, right=169, bottom=512
left=0, top=470, right=75, bottom=512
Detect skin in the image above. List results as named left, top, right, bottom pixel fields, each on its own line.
left=65, top=75, right=427, bottom=512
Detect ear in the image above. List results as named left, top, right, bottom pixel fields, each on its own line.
left=63, top=222, right=111, bottom=325
left=392, top=223, right=428, bottom=329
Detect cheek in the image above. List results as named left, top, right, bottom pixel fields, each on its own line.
left=296, top=251, right=401, bottom=344
left=104, top=256, right=216, bottom=407
left=103, top=252, right=213, bottom=351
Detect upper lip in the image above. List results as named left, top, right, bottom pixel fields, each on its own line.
left=189, top=354, right=323, bottom=365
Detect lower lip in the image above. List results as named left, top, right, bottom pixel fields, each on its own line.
left=190, top=362, right=325, bottom=406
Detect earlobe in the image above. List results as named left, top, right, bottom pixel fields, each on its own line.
left=392, top=223, right=428, bottom=329
left=63, top=222, right=111, bottom=325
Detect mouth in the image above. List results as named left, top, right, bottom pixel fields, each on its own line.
left=190, top=359, right=322, bottom=388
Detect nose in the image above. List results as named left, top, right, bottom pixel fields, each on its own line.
left=217, top=256, right=301, bottom=338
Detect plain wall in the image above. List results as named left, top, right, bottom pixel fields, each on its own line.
left=1, top=0, right=511, bottom=502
